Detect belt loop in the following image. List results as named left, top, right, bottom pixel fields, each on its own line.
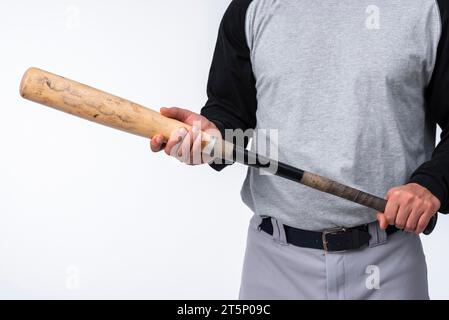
left=253, top=215, right=264, bottom=231
left=271, top=217, right=289, bottom=246
left=368, top=221, right=387, bottom=247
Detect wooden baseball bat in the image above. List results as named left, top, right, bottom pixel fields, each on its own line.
left=19, top=67, right=437, bottom=234
left=20, top=67, right=214, bottom=144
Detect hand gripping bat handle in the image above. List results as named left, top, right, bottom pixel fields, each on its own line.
left=301, top=172, right=438, bottom=235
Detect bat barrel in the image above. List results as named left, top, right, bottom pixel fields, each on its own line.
left=20, top=67, right=188, bottom=141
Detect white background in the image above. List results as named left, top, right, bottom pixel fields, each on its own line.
left=0, top=0, right=448, bottom=299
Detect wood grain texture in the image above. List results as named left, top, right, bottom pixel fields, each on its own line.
left=301, top=171, right=437, bottom=234
left=20, top=67, right=198, bottom=142
left=301, top=171, right=387, bottom=212
left=19, top=67, right=236, bottom=161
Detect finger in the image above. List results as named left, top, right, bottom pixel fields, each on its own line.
left=404, top=208, right=423, bottom=233
left=376, top=213, right=389, bottom=230
left=150, top=135, right=165, bottom=152
left=178, top=129, right=194, bottom=163
left=384, top=199, right=400, bottom=226
left=160, top=107, right=192, bottom=122
left=191, top=125, right=203, bottom=165
left=416, top=212, right=433, bottom=234
left=394, top=204, right=412, bottom=229
left=165, top=127, right=188, bottom=156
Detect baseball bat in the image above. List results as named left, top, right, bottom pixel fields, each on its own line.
left=19, top=67, right=437, bottom=234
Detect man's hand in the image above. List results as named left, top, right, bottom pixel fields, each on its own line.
left=150, top=107, right=220, bottom=165
left=377, top=183, right=441, bottom=234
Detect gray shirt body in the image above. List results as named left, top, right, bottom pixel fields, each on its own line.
left=242, top=0, right=439, bottom=230
left=201, top=0, right=449, bottom=231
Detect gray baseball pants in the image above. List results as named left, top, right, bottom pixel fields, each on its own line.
left=239, top=215, right=429, bottom=300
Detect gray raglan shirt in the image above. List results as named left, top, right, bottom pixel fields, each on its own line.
left=201, top=0, right=449, bottom=231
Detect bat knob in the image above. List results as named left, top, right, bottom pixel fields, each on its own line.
left=423, top=214, right=438, bottom=235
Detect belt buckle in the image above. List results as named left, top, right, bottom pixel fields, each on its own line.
left=322, top=227, right=347, bottom=252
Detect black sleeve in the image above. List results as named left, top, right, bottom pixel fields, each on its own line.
left=409, top=0, right=449, bottom=213
left=200, top=0, right=257, bottom=171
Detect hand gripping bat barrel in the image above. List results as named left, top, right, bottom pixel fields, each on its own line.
left=19, top=67, right=438, bottom=235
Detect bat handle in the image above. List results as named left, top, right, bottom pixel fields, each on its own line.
left=365, top=191, right=440, bottom=235
left=368, top=196, right=437, bottom=235
left=300, top=172, right=438, bottom=235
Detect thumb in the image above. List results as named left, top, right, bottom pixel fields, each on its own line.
left=160, top=107, right=193, bottom=123
left=377, top=213, right=388, bottom=230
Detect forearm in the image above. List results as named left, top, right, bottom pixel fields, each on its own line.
left=410, top=127, right=449, bottom=212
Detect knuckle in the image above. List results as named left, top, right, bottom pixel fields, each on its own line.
left=402, top=193, right=415, bottom=203
left=423, top=201, right=433, bottom=211
left=429, top=199, right=439, bottom=211
left=417, top=221, right=427, bottom=230
left=431, top=196, right=440, bottom=207
left=388, top=189, right=399, bottom=198
left=429, top=202, right=438, bottom=212
left=385, top=212, right=396, bottom=222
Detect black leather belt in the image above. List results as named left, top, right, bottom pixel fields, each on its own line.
left=259, top=217, right=399, bottom=252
